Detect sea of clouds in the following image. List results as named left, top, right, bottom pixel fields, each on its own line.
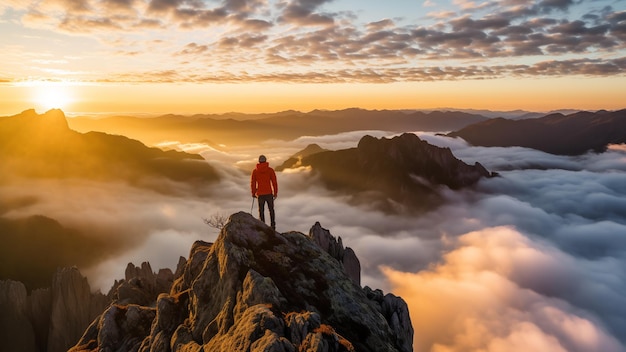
left=3, top=129, right=625, bottom=351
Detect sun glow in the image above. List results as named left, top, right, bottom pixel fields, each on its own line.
left=31, top=83, right=75, bottom=111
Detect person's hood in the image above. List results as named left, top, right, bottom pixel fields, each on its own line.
left=256, top=162, right=269, bottom=171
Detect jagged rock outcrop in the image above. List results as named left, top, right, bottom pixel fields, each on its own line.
left=447, top=109, right=626, bottom=155
left=108, top=261, right=179, bottom=306
left=71, top=212, right=414, bottom=352
left=280, top=133, right=495, bottom=212
left=309, top=221, right=361, bottom=286
left=0, top=267, right=108, bottom=352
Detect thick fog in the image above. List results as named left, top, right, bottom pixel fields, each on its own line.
left=2, top=130, right=625, bottom=351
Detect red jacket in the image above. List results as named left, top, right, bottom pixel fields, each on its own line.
left=251, top=162, right=277, bottom=197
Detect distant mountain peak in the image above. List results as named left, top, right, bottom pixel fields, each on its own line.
left=276, top=144, right=329, bottom=171
left=41, top=109, right=69, bottom=130
left=5, top=108, right=70, bottom=133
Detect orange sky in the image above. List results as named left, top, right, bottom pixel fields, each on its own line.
left=2, top=76, right=625, bottom=116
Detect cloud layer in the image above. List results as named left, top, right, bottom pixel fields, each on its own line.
left=383, top=227, right=623, bottom=352
left=1, top=129, right=625, bottom=350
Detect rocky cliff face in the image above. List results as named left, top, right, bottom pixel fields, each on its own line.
left=0, top=267, right=109, bottom=352
left=280, top=133, right=494, bottom=212
left=71, top=212, right=413, bottom=352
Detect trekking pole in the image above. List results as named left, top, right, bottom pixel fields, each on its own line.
left=251, top=197, right=255, bottom=214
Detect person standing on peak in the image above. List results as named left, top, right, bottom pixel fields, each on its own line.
left=251, top=154, right=278, bottom=230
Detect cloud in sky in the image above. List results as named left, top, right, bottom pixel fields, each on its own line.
left=1, top=0, right=625, bottom=84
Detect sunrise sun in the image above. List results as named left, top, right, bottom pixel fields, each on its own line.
left=32, top=83, right=74, bottom=111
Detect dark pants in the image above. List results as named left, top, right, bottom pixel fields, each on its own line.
left=258, top=194, right=275, bottom=228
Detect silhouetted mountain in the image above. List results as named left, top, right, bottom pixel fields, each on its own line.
left=434, top=108, right=583, bottom=120
left=68, top=108, right=488, bottom=146
left=448, top=109, right=626, bottom=155
left=276, top=143, right=329, bottom=171
left=280, top=133, right=494, bottom=212
left=0, top=216, right=111, bottom=291
left=70, top=212, right=413, bottom=352
left=0, top=109, right=219, bottom=192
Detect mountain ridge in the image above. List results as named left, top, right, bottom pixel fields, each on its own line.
left=0, top=109, right=219, bottom=192
left=64, top=108, right=489, bottom=146
left=447, top=109, right=626, bottom=155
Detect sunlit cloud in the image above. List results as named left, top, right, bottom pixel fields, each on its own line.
left=427, top=10, right=457, bottom=19
left=382, top=227, right=623, bottom=352
left=608, top=144, right=626, bottom=152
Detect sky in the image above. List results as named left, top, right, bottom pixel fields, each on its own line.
left=1, top=0, right=625, bottom=115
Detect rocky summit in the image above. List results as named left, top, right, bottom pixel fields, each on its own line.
left=71, top=212, right=413, bottom=352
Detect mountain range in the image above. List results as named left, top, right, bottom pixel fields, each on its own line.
left=447, top=109, right=626, bottom=155
left=67, top=108, right=489, bottom=146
